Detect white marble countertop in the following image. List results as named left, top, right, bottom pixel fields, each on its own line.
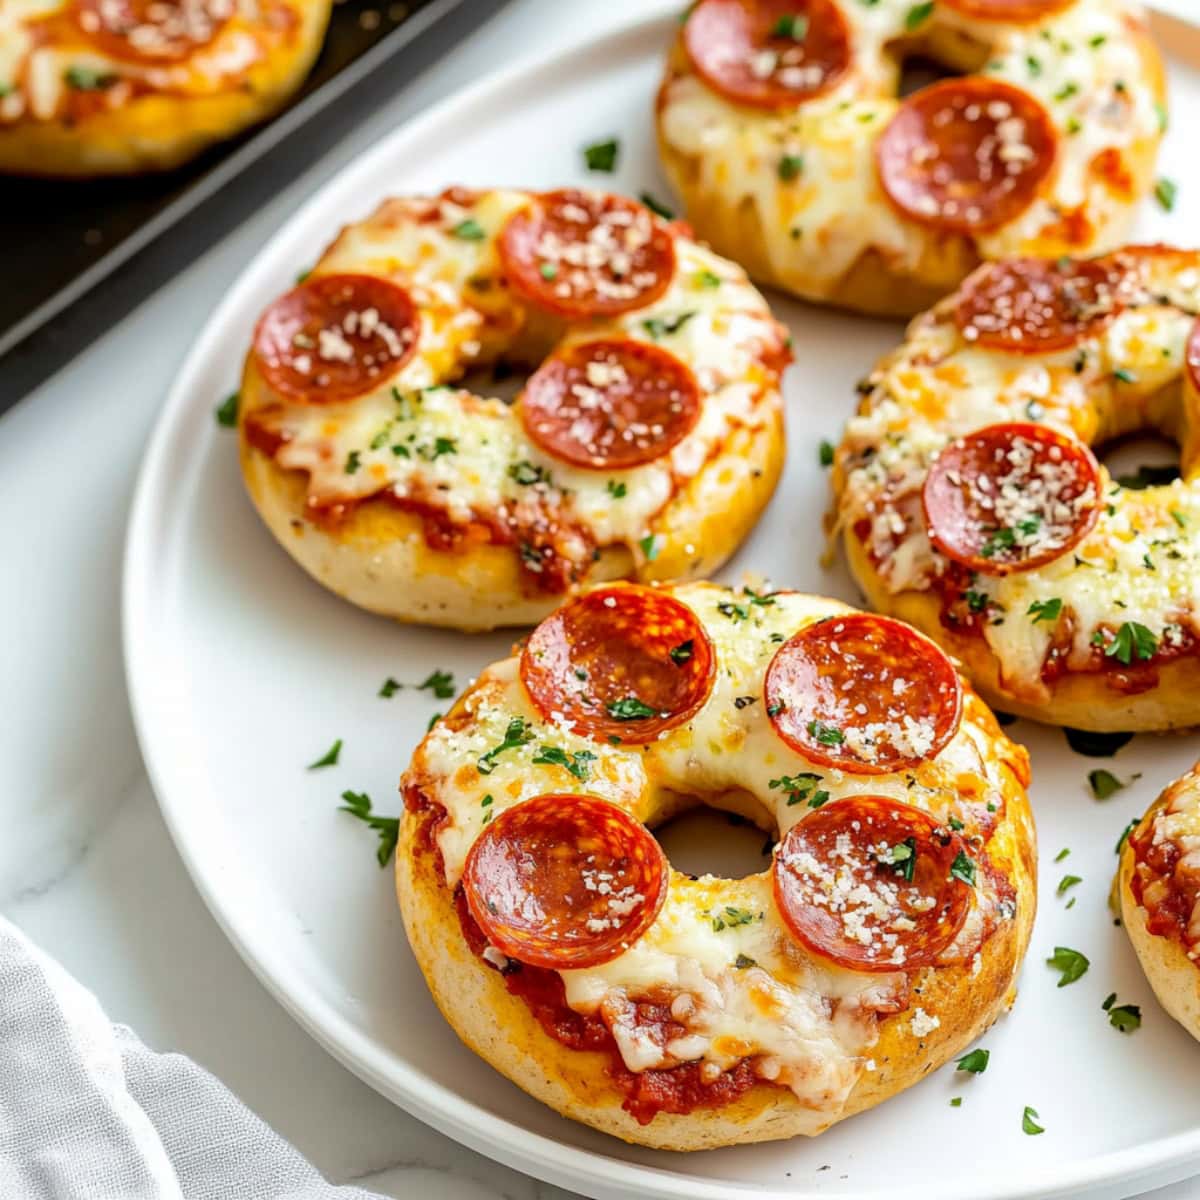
left=2, top=1, right=1197, bottom=1197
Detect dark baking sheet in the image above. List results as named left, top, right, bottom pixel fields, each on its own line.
left=0, top=0, right=508, bottom=402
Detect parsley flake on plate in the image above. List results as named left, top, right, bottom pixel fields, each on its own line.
left=339, top=790, right=399, bottom=868
left=307, top=739, right=342, bottom=770
left=1046, top=945, right=1089, bottom=987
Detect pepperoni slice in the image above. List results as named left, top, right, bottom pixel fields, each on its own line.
left=955, top=257, right=1133, bottom=353
left=773, top=795, right=973, bottom=971
left=923, top=423, right=1101, bottom=575
left=499, top=190, right=676, bottom=318
left=462, top=794, right=667, bottom=970
left=520, top=339, right=701, bottom=470
left=520, top=585, right=715, bottom=743
left=764, top=613, right=962, bottom=774
left=1187, top=317, right=1200, bottom=397
left=252, top=274, right=419, bottom=405
left=876, top=79, right=1056, bottom=234
left=74, top=0, right=232, bottom=62
left=683, top=0, right=851, bottom=110
left=939, top=0, right=1074, bottom=20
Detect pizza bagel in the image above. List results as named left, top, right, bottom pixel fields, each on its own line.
left=238, top=187, right=790, bottom=631
left=398, top=581, right=1035, bottom=1149
left=1119, top=762, right=1200, bottom=1042
left=0, top=0, right=330, bottom=176
left=656, top=0, right=1166, bottom=316
left=831, top=245, right=1200, bottom=733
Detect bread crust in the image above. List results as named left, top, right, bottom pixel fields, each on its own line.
left=0, top=0, right=330, bottom=177
left=1119, top=768, right=1200, bottom=1041
left=655, top=10, right=1165, bottom=317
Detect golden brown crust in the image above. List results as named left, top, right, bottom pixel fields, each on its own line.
left=0, top=1, right=330, bottom=177
left=238, top=398, right=785, bottom=632
left=655, top=18, right=1165, bottom=317
left=1119, top=768, right=1200, bottom=1041
left=396, top=766, right=1035, bottom=1150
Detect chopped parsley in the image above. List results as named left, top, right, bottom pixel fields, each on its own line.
left=307, top=739, right=343, bottom=770
left=950, top=851, right=977, bottom=887
left=1101, top=621, right=1158, bottom=666
left=1103, top=993, right=1142, bottom=1033
left=819, top=439, right=835, bottom=467
left=1046, top=945, right=1089, bottom=987
left=477, top=717, right=535, bottom=774
left=955, top=1048, right=989, bottom=1074
left=1055, top=847, right=1070, bottom=863
left=905, top=1, right=934, bottom=29
left=639, top=533, right=662, bottom=562
left=1116, top=817, right=1139, bottom=855
left=695, top=269, right=722, bottom=289
left=606, top=696, right=659, bottom=721
left=733, top=953, right=757, bottom=969
left=743, top=585, right=777, bottom=607
left=717, top=601, right=750, bottom=621
left=981, top=527, right=1017, bottom=559
left=418, top=670, right=456, bottom=699
left=1155, top=177, right=1178, bottom=213
left=508, top=460, right=552, bottom=486
left=1027, top=598, right=1063, bottom=624
left=670, top=640, right=694, bottom=665
left=539, top=262, right=558, bottom=280
left=1057, top=874, right=1082, bottom=897
left=889, top=838, right=916, bottom=882
left=711, top=906, right=758, bottom=932
left=65, top=64, right=118, bottom=90
left=778, top=154, right=804, bottom=182
left=607, top=479, right=627, bottom=498
left=1022, top=1106, right=1045, bottom=1136
left=640, top=191, right=675, bottom=220
left=1088, top=768, right=1131, bottom=800
left=339, top=790, right=399, bottom=868
left=417, top=436, right=457, bottom=461
left=1112, top=367, right=1137, bottom=384
left=771, top=13, right=809, bottom=38
left=451, top=217, right=486, bottom=241
left=642, top=311, right=696, bottom=339
left=379, top=677, right=401, bottom=699
left=531, top=745, right=597, bottom=781
left=583, top=137, right=619, bottom=172
left=950, top=1097, right=962, bottom=1107
left=344, top=450, right=361, bottom=475
left=807, top=720, right=844, bottom=746
left=215, top=392, right=239, bottom=428
left=769, top=772, right=829, bottom=808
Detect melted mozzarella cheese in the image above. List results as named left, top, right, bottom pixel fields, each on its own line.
left=259, top=189, right=785, bottom=565
left=412, top=584, right=1021, bottom=1111
left=839, top=266, right=1200, bottom=697
left=658, top=0, right=1161, bottom=297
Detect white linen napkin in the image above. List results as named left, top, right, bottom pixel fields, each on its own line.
left=0, top=916, right=381, bottom=1200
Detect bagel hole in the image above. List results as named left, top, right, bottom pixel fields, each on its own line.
left=655, top=800, right=775, bottom=882
left=458, top=357, right=535, bottom=406
left=895, top=54, right=967, bottom=98
left=1099, top=432, right=1181, bottom=490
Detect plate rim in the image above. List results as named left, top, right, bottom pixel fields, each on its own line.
left=122, top=10, right=1200, bottom=1200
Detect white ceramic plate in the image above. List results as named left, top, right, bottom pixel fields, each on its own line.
left=125, top=8, right=1200, bottom=1199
